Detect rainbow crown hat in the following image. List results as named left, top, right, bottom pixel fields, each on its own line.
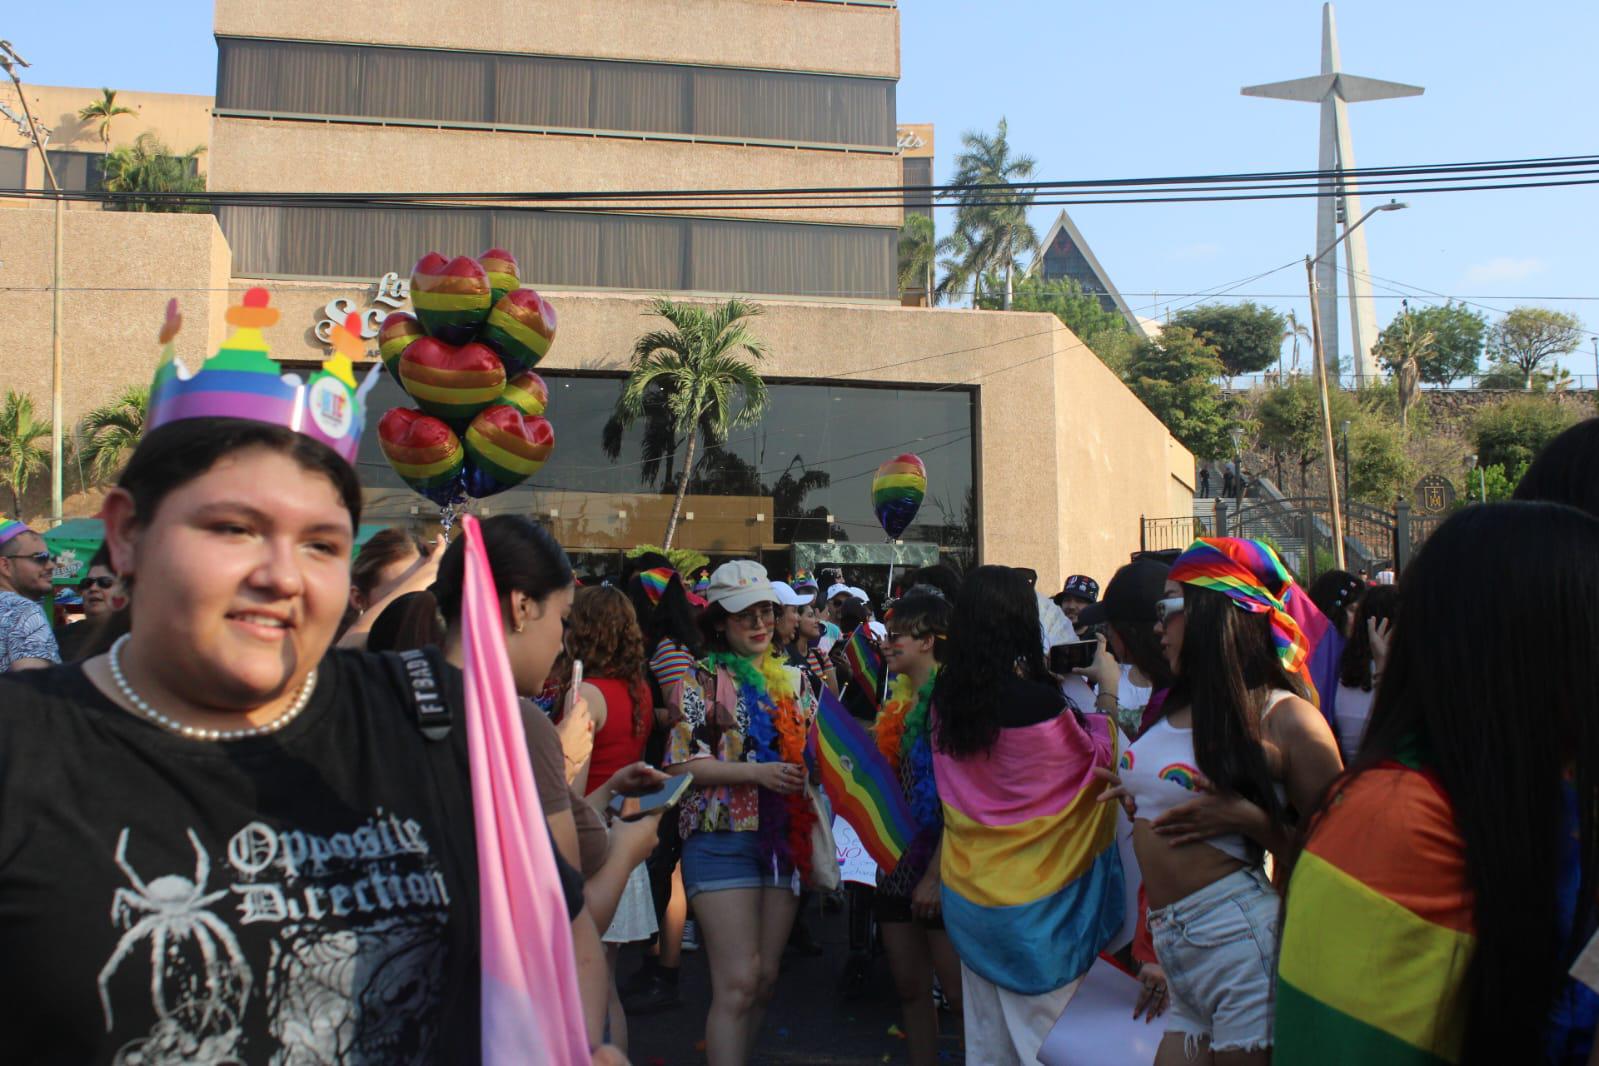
left=146, top=288, right=378, bottom=465
left=0, top=516, right=28, bottom=547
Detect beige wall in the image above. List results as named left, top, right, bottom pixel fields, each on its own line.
left=0, top=83, right=213, bottom=193
left=214, top=0, right=900, bottom=79
left=207, top=118, right=903, bottom=228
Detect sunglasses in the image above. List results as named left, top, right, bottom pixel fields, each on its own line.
left=81, top=575, right=117, bottom=590
left=1154, top=596, right=1185, bottom=623
left=2, top=551, right=51, bottom=566
left=729, top=604, right=775, bottom=626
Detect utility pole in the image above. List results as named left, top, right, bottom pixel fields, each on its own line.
left=1305, top=256, right=1346, bottom=570
left=0, top=42, right=64, bottom=527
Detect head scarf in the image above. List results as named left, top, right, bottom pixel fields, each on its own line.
left=1170, top=537, right=1318, bottom=677
left=637, top=566, right=677, bottom=606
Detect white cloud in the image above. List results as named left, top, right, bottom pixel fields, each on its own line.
left=1463, top=257, right=1544, bottom=285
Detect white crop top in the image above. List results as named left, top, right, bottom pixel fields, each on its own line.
left=1118, top=688, right=1295, bottom=865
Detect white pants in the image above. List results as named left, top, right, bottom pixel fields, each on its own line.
left=961, top=962, right=1082, bottom=1065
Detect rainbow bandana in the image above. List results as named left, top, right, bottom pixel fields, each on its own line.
left=637, top=567, right=676, bottom=606
left=0, top=517, right=27, bottom=547
left=1170, top=537, right=1317, bottom=677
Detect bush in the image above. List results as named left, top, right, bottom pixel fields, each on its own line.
left=1472, top=395, right=1583, bottom=470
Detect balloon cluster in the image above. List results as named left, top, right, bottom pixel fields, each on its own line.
left=871, top=453, right=926, bottom=539
left=376, top=250, right=558, bottom=505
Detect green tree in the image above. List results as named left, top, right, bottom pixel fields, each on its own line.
left=1485, top=307, right=1584, bottom=390
left=1346, top=415, right=1412, bottom=505
left=944, top=119, right=1037, bottom=309
left=897, top=213, right=938, bottom=306
left=625, top=544, right=710, bottom=583
left=100, top=132, right=206, bottom=212
left=76, top=384, right=149, bottom=486
left=1280, top=310, right=1311, bottom=378
left=1255, top=377, right=1356, bottom=496
left=1168, top=302, right=1287, bottom=376
left=609, top=298, right=770, bottom=550
left=1375, top=302, right=1487, bottom=385
left=0, top=391, right=50, bottom=516
left=1471, top=394, right=1583, bottom=471
left=1123, top=326, right=1234, bottom=460
left=76, top=88, right=135, bottom=147
left=1372, top=311, right=1434, bottom=432
left=980, top=275, right=1131, bottom=368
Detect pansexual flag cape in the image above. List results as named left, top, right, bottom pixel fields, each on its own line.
left=1276, top=762, right=1474, bottom=1065
left=932, top=709, right=1124, bottom=995
left=811, top=686, right=917, bottom=873
left=843, top=624, right=885, bottom=709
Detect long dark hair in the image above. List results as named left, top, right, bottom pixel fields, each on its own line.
left=1308, top=568, right=1365, bottom=635
left=1515, top=417, right=1599, bottom=517
left=1169, top=585, right=1300, bottom=846
left=567, top=585, right=651, bottom=737
left=934, top=566, right=1052, bottom=758
left=1110, top=618, right=1174, bottom=691
left=1337, top=585, right=1398, bottom=690
left=432, top=515, right=572, bottom=622
left=1323, top=502, right=1599, bottom=1065
left=626, top=570, right=703, bottom=658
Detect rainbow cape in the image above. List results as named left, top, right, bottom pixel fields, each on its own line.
left=932, top=708, right=1124, bottom=995
left=843, top=625, right=885, bottom=709
left=1277, top=762, right=1473, bottom=1065
left=811, top=686, right=917, bottom=872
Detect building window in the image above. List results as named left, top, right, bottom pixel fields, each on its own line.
left=216, top=37, right=896, bottom=148
left=351, top=371, right=978, bottom=573
left=0, top=147, right=25, bottom=190
left=901, top=157, right=932, bottom=218
left=44, top=150, right=106, bottom=193
left=217, top=204, right=897, bottom=300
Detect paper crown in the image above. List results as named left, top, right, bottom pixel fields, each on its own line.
left=0, top=516, right=27, bottom=546
left=146, top=288, right=377, bottom=465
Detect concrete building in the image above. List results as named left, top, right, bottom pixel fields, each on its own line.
left=0, top=0, right=1192, bottom=590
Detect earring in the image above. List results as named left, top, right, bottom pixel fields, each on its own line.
left=513, top=620, right=525, bottom=634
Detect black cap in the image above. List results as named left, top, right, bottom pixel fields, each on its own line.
left=1101, top=556, right=1172, bottom=625
left=1060, top=574, right=1099, bottom=602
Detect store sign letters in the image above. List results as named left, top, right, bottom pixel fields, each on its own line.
left=313, top=272, right=409, bottom=349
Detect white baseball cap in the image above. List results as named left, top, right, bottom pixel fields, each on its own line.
left=705, top=560, right=776, bottom=614
left=825, top=583, right=854, bottom=603
left=770, top=581, right=814, bottom=607
left=847, top=586, right=870, bottom=604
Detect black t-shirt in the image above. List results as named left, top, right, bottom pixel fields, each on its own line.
left=997, top=675, right=1069, bottom=729
left=0, top=648, right=586, bottom=1065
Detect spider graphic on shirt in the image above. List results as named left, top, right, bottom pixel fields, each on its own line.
left=97, top=828, right=251, bottom=1039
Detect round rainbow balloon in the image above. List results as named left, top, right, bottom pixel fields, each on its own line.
left=377, top=407, right=465, bottom=505
left=463, top=404, right=555, bottom=498
left=500, top=370, right=550, bottom=418
left=377, top=312, right=425, bottom=375
left=871, top=453, right=927, bottom=539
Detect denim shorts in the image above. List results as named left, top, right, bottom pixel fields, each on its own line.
left=1148, top=866, right=1278, bottom=1054
left=681, top=830, right=794, bottom=900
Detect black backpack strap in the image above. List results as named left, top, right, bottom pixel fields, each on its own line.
left=380, top=648, right=454, bottom=742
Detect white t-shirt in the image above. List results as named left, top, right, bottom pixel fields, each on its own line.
left=1118, top=663, right=1153, bottom=715
left=1334, top=682, right=1376, bottom=762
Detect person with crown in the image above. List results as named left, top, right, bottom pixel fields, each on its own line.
left=0, top=290, right=624, bottom=1064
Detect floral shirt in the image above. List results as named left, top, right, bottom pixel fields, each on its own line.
left=0, top=591, right=59, bottom=671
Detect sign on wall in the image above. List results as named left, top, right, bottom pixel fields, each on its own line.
left=313, top=271, right=409, bottom=349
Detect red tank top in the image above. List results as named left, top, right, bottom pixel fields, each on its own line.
left=585, top=677, right=648, bottom=795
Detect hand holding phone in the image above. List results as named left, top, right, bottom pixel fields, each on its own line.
left=1049, top=640, right=1099, bottom=674
left=608, top=773, right=694, bottom=821
left=565, top=659, right=584, bottom=718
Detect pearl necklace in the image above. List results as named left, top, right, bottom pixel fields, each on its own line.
left=108, top=634, right=317, bottom=741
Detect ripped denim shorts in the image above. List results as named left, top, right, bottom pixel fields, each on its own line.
left=1147, top=865, right=1278, bottom=1055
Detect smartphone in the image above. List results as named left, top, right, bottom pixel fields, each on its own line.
left=565, top=659, right=584, bottom=717
left=1049, top=640, right=1098, bottom=674
left=608, top=773, right=694, bottom=820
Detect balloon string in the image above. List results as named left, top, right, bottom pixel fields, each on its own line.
left=439, top=502, right=459, bottom=540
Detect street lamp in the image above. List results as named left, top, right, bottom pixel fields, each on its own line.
left=1304, top=199, right=1408, bottom=570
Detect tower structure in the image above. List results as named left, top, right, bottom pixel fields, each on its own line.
left=1243, top=4, right=1422, bottom=385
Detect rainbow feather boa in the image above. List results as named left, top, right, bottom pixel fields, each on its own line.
left=874, top=671, right=941, bottom=833
left=704, top=651, right=817, bottom=883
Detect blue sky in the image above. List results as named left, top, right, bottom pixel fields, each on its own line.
left=9, top=0, right=1599, bottom=376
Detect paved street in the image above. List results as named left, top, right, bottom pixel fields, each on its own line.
left=623, top=896, right=964, bottom=1065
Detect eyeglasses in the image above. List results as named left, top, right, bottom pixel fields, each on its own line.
left=1, top=551, right=51, bottom=566
left=1154, top=596, right=1185, bottom=623
left=81, top=576, right=117, bottom=590
left=728, top=604, right=775, bottom=626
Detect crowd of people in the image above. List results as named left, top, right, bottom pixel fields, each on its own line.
left=3, top=383, right=1599, bottom=1065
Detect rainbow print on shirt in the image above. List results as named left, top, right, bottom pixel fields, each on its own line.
left=1158, top=763, right=1201, bottom=790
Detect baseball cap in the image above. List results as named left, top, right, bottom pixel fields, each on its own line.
left=770, top=581, right=814, bottom=607
left=790, top=570, right=819, bottom=594
left=705, top=560, right=777, bottom=614
left=825, top=582, right=856, bottom=603
left=846, top=586, right=870, bottom=604
left=1060, top=575, right=1099, bottom=603
left=1100, top=556, right=1172, bottom=624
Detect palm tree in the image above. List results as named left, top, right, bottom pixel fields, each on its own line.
left=100, top=132, right=206, bottom=211
left=77, top=384, right=149, bottom=485
left=0, top=391, right=50, bottom=517
left=77, top=88, right=136, bottom=147
left=897, top=214, right=938, bottom=306
left=1281, top=310, right=1311, bottom=380
left=947, top=119, right=1038, bottom=309
left=610, top=298, right=770, bottom=550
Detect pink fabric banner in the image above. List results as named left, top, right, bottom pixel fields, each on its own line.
left=460, top=514, right=589, bottom=1063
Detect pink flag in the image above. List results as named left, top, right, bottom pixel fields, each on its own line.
left=460, top=515, right=589, bottom=1063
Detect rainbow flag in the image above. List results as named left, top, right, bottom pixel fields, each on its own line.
left=933, top=710, right=1124, bottom=995
left=1277, top=762, right=1473, bottom=1064
left=459, top=516, right=589, bottom=1063
left=843, top=624, right=885, bottom=708
left=811, top=686, right=917, bottom=872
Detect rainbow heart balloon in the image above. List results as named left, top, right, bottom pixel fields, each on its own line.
left=463, top=404, right=555, bottom=498
left=377, top=312, right=425, bottom=375
left=377, top=407, right=465, bottom=505
left=409, top=252, right=493, bottom=344
left=871, top=453, right=927, bottom=539
left=501, top=370, right=549, bottom=418
left=398, top=337, right=507, bottom=423
left=479, top=247, right=520, bottom=305
left=479, top=287, right=557, bottom=375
